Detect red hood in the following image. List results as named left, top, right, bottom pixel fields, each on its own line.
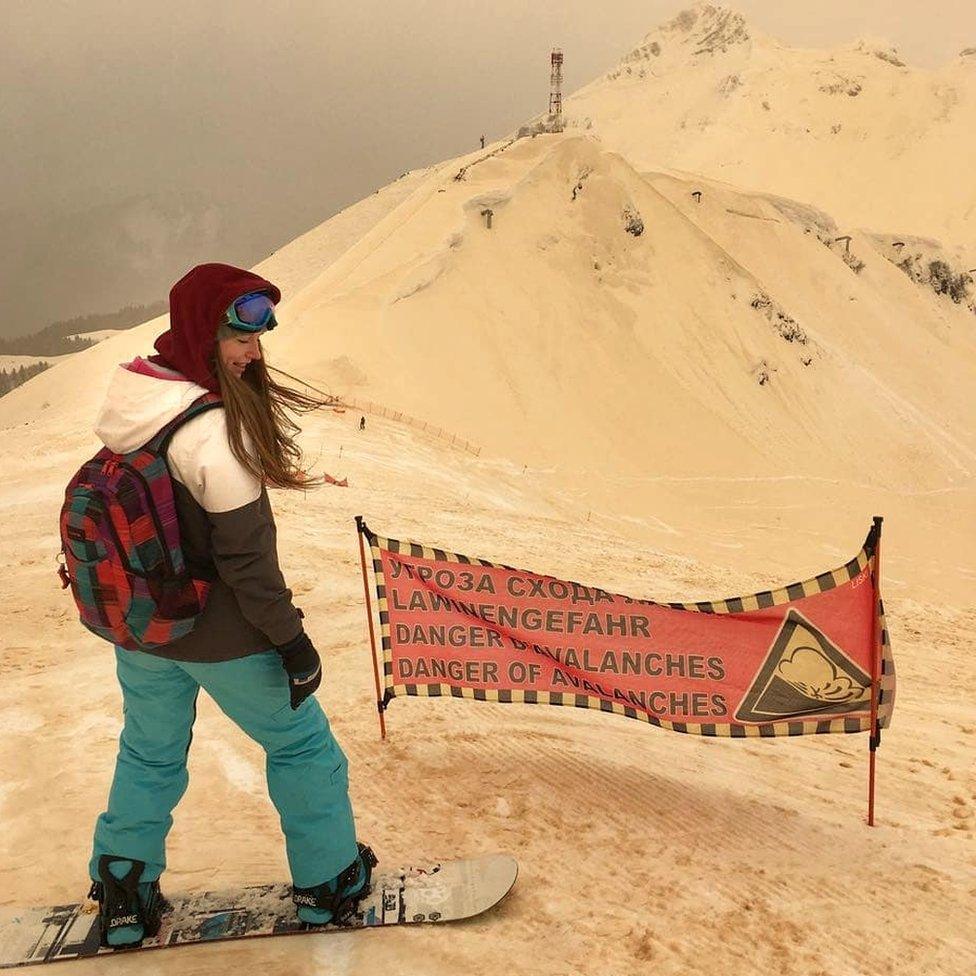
left=150, top=263, right=281, bottom=393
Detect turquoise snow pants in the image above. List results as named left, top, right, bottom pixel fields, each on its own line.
left=89, top=646, right=357, bottom=889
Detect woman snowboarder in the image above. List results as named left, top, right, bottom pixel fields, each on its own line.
left=86, top=262, right=374, bottom=946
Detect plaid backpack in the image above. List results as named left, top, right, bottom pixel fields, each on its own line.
left=58, top=392, right=224, bottom=651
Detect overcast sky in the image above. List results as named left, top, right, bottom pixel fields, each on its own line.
left=4, top=1, right=975, bottom=340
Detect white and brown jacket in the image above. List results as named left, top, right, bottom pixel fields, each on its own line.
left=94, top=357, right=304, bottom=662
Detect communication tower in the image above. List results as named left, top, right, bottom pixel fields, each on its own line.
left=549, top=48, right=564, bottom=131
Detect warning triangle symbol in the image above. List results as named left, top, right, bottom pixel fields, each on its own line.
left=734, top=609, right=871, bottom=723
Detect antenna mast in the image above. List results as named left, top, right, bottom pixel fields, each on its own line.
left=549, top=48, right=564, bottom=132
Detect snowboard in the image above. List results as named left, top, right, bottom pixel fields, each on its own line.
left=0, top=854, right=517, bottom=968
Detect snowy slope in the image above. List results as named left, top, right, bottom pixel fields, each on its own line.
left=3, top=129, right=974, bottom=597
left=271, top=132, right=976, bottom=496
left=1, top=407, right=973, bottom=976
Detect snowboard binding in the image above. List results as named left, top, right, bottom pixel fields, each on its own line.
left=292, top=843, right=378, bottom=927
left=88, top=855, right=165, bottom=949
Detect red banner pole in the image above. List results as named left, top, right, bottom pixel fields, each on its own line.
left=355, top=516, right=387, bottom=741
left=867, top=516, right=883, bottom=826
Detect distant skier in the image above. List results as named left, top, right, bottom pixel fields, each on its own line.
left=359, top=415, right=366, bottom=431
left=84, top=263, right=375, bottom=946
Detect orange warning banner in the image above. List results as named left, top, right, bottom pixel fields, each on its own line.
left=361, top=521, right=895, bottom=737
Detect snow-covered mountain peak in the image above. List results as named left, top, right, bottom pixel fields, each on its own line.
left=613, top=3, right=759, bottom=76
left=663, top=3, right=750, bottom=53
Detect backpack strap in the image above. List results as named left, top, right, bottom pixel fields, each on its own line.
left=146, top=393, right=224, bottom=456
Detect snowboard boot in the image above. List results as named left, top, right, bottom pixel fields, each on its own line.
left=88, top=855, right=165, bottom=948
left=292, top=843, right=378, bottom=927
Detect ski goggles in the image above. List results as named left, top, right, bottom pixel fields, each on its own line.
left=223, top=291, right=278, bottom=332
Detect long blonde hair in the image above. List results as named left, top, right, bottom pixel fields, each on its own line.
left=213, top=324, right=332, bottom=490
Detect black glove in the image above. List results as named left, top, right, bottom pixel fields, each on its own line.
left=275, top=629, right=322, bottom=710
